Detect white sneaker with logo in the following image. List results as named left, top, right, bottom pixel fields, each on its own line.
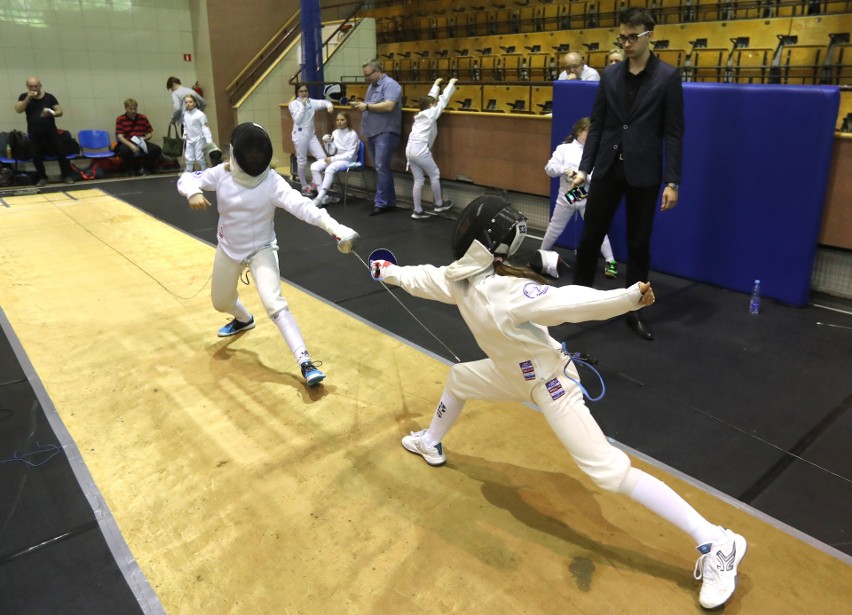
left=401, top=429, right=446, bottom=466
left=694, top=528, right=747, bottom=609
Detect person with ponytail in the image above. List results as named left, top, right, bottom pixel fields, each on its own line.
left=369, top=196, right=746, bottom=611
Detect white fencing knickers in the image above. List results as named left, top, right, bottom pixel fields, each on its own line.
left=405, top=140, right=443, bottom=211
left=292, top=128, right=326, bottom=191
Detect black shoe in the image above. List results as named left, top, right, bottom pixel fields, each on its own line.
left=369, top=205, right=396, bottom=216
left=626, top=312, right=654, bottom=340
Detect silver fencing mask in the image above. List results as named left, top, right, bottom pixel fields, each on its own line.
left=451, top=196, right=527, bottom=260
left=230, top=122, right=273, bottom=177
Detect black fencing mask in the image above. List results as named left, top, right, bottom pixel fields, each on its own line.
left=230, top=122, right=273, bottom=177
left=451, top=196, right=527, bottom=260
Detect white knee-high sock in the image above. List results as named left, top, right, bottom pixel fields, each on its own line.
left=298, top=164, right=309, bottom=190
left=422, top=388, right=463, bottom=447
left=430, top=175, right=443, bottom=206
left=272, top=308, right=310, bottom=365
left=628, top=469, right=726, bottom=547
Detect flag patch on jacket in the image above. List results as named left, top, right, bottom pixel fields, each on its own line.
left=545, top=377, right=565, bottom=400
left=519, top=360, right=536, bottom=381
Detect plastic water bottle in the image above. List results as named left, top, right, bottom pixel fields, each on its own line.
left=749, top=279, right=761, bottom=315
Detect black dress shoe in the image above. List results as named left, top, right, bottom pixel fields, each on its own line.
left=369, top=205, right=396, bottom=216
left=626, top=312, right=654, bottom=340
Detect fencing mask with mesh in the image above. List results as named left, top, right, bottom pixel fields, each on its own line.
left=451, top=196, right=527, bottom=260
left=230, top=122, right=273, bottom=177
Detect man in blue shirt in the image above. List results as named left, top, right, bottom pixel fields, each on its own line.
left=351, top=60, right=402, bottom=215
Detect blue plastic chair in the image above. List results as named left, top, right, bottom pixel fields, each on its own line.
left=339, top=141, right=366, bottom=207
left=77, top=130, right=115, bottom=159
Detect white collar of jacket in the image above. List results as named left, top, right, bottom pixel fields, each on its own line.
left=229, top=151, right=270, bottom=188
left=446, top=240, right=495, bottom=282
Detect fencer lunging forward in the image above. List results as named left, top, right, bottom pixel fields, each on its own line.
left=370, top=196, right=747, bottom=611
left=405, top=77, right=457, bottom=219
left=178, top=122, right=359, bottom=387
left=288, top=82, right=334, bottom=195
left=542, top=117, right=618, bottom=279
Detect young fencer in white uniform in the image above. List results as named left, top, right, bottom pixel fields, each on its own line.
left=405, top=78, right=457, bottom=219
left=369, top=196, right=747, bottom=610
left=310, top=111, right=360, bottom=207
left=177, top=122, right=359, bottom=386
left=540, top=117, right=618, bottom=279
left=182, top=94, right=211, bottom=173
left=288, top=83, right=334, bottom=196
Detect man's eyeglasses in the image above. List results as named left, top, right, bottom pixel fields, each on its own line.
left=565, top=64, right=581, bottom=70
left=363, top=69, right=377, bottom=79
left=615, top=30, right=651, bottom=46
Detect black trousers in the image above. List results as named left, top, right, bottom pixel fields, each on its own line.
left=115, top=141, right=162, bottom=172
left=573, top=159, right=661, bottom=288
left=29, top=131, right=73, bottom=180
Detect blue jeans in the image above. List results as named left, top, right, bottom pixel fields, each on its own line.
left=367, top=132, right=399, bottom=208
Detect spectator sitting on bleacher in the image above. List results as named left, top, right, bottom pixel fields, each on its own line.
left=558, top=52, right=601, bottom=81
left=13, top=76, right=75, bottom=186
left=115, top=98, right=162, bottom=176
left=608, top=48, right=626, bottom=65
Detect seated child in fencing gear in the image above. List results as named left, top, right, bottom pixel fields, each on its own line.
left=177, top=122, right=359, bottom=386
left=310, top=111, right=360, bottom=207
left=370, top=195, right=747, bottom=610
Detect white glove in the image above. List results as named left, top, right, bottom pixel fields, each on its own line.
left=326, top=101, right=334, bottom=112
left=333, top=226, right=359, bottom=254
left=370, top=259, right=396, bottom=281
left=322, top=133, right=333, bottom=143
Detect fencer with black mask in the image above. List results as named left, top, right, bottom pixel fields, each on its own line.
left=178, top=122, right=359, bottom=386
left=369, top=196, right=746, bottom=610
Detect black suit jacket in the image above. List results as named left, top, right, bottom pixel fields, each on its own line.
left=579, top=54, right=684, bottom=187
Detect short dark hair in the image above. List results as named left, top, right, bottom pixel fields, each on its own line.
left=166, top=76, right=181, bottom=90
left=619, top=7, right=655, bottom=30
left=418, top=95, right=436, bottom=111
left=295, top=82, right=308, bottom=96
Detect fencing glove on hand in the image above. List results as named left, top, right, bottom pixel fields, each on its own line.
left=333, top=226, right=359, bottom=254
left=370, top=259, right=398, bottom=281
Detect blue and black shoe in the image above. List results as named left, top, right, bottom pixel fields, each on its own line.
left=217, top=316, right=255, bottom=337
left=300, top=361, right=325, bottom=387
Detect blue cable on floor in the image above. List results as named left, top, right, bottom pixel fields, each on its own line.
left=561, top=342, right=606, bottom=402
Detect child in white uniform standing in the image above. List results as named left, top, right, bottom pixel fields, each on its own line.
left=182, top=94, right=210, bottom=172
left=542, top=117, right=618, bottom=278
left=405, top=77, right=457, bottom=220
left=370, top=196, right=747, bottom=611
left=177, top=122, right=359, bottom=386
left=288, top=83, right=334, bottom=196
left=310, top=111, right=360, bottom=207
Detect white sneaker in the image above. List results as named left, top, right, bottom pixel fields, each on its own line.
left=410, top=211, right=430, bottom=220
left=312, top=196, right=324, bottom=207
left=694, top=528, right=747, bottom=609
left=402, top=429, right=446, bottom=466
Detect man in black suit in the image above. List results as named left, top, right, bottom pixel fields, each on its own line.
left=568, top=7, right=683, bottom=340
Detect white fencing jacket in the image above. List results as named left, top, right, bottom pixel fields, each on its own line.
left=178, top=165, right=350, bottom=261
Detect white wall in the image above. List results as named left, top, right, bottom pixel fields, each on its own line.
left=0, top=0, right=210, bottom=143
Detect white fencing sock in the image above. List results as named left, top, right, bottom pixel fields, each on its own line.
left=272, top=308, right=309, bottom=365
left=628, top=469, right=726, bottom=547
left=422, top=388, right=463, bottom=447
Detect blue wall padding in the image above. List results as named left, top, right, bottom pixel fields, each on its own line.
left=551, top=80, right=839, bottom=306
